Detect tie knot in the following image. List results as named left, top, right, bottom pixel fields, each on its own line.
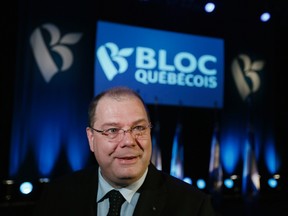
left=107, top=190, right=125, bottom=216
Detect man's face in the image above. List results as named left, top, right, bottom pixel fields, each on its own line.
left=86, top=96, right=152, bottom=187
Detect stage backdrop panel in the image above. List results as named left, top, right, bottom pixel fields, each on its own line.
left=94, top=21, right=224, bottom=108
left=9, top=0, right=95, bottom=179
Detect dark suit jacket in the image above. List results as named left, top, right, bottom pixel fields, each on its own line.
left=34, top=163, right=215, bottom=216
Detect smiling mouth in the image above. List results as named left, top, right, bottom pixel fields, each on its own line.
left=117, top=156, right=138, bottom=164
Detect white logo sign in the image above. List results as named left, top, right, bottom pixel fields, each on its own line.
left=231, top=54, right=265, bottom=101
left=97, top=42, right=218, bottom=88
left=97, top=42, right=134, bottom=81
left=30, top=23, right=83, bottom=83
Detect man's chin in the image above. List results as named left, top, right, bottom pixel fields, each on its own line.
left=115, top=172, right=140, bottom=185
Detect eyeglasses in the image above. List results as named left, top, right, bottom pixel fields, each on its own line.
left=90, top=123, right=152, bottom=142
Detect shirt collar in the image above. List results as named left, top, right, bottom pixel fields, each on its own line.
left=97, top=167, right=148, bottom=203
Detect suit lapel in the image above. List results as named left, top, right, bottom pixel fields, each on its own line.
left=133, top=164, right=167, bottom=216
left=87, top=164, right=168, bottom=216
left=84, top=166, right=99, bottom=216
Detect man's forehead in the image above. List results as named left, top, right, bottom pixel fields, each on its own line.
left=96, top=96, right=145, bottom=112
left=94, top=96, right=149, bottom=123
left=100, top=95, right=142, bottom=104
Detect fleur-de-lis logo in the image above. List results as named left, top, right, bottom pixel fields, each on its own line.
left=30, top=23, right=83, bottom=83
left=97, top=42, right=134, bottom=80
left=231, top=54, right=265, bottom=101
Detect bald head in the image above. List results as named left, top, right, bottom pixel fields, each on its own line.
left=88, top=87, right=149, bottom=127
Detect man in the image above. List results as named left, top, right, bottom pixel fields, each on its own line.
left=34, top=86, right=216, bottom=216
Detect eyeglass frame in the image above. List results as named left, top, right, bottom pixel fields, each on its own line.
left=89, top=123, right=152, bottom=141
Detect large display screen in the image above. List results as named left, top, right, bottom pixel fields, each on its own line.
left=94, top=20, right=224, bottom=108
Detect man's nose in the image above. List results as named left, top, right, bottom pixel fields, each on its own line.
left=119, top=129, right=136, bottom=146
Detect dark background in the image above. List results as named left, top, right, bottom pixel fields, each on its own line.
left=1, top=0, right=288, bottom=215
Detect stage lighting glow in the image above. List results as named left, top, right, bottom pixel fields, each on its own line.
left=196, top=179, right=206, bottom=189
left=224, top=179, right=234, bottom=189
left=19, top=182, right=33, bottom=195
left=2, top=180, right=15, bottom=201
left=3, top=179, right=14, bottom=185
left=230, top=174, right=239, bottom=180
left=183, top=177, right=192, bottom=185
left=265, top=141, right=279, bottom=174
left=260, top=12, right=271, bottom=22
left=205, top=2, right=215, bottom=13
left=39, top=177, right=50, bottom=183
left=268, top=178, right=277, bottom=188
left=221, top=132, right=241, bottom=174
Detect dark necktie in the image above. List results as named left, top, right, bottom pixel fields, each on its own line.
left=107, top=190, right=125, bottom=216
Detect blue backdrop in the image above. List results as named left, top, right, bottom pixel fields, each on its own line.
left=6, top=0, right=284, bottom=187
left=9, top=0, right=95, bottom=179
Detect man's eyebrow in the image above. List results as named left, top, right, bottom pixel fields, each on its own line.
left=99, top=119, right=149, bottom=128
left=99, top=122, right=121, bottom=128
left=133, top=119, right=149, bottom=124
